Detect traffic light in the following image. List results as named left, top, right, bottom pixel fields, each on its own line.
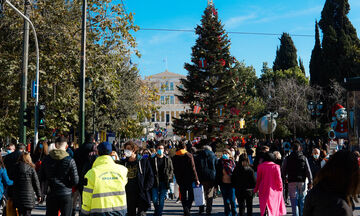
left=24, top=107, right=32, bottom=127
left=38, top=105, right=45, bottom=129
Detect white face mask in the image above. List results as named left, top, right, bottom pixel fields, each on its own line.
left=124, top=149, right=132, bottom=158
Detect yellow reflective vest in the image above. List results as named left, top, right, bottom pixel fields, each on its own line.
left=81, top=155, right=128, bottom=215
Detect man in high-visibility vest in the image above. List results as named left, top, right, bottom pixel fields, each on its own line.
left=81, top=142, right=128, bottom=215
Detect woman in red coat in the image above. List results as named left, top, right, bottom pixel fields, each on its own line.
left=254, top=152, right=286, bottom=216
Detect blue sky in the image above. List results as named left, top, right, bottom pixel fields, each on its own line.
left=123, top=0, right=360, bottom=78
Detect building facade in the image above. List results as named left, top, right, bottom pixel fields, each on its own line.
left=143, top=70, right=189, bottom=137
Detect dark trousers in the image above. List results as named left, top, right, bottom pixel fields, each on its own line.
left=235, top=189, right=253, bottom=216
left=46, top=195, right=73, bottom=216
left=179, top=184, right=194, bottom=216
left=126, top=183, right=148, bottom=216
left=199, top=181, right=215, bottom=214
left=17, top=208, right=32, bottom=216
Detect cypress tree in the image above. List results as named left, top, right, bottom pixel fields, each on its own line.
left=172, top=2, right=250, bottom=139
left=319, top=0, right=360, bottom=84
left=273, top=33, right=298, bottom=72
left=309, top=20, right=323, bottom=86
left=299, top=57, right=305, bottom=74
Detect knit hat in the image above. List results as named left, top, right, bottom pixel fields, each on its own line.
left=97, top=142, right=112, bottom=155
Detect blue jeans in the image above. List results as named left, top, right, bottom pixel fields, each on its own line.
left=151, top=181, right=168, bottom=216
left=288, top=182, right=306, bottom=216
left=220, top=183, right=237, bottom=216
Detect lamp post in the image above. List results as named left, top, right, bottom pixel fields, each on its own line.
left=1, top=0, right=40, bottom=147
left=79, top=0, right=87, bottom=146
left=307, top=101, right=323, bottom=136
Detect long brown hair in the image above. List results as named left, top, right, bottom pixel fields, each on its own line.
left=19, top=152, right=35, bottom=168
left=0, top=154, right=5, bottom=168
left=238, top=153, right=250, bottom=167
left=314, top=150, right=360, bottom=205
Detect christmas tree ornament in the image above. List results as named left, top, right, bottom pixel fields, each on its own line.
left=221, top=79, right=224, bottom=83
left=199, top=57, right=207, bottom=68
left=193, top=106, right=201, bottom=114
left=219, top=59, right=226, bottom=66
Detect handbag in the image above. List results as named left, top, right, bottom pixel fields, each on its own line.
left=192, top=184, right=205, bottom=206
left=6, top=198, right=18, bottom=216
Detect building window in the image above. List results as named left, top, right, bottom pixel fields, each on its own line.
left=178, top=84, right=184, bottom=89
left=161, top=96, right=165, bottom=104
left=165, top=96, right=170, bottom=104
left=170, top=96, right=174, bottom=104
left=178, top=96, right=183, bottom=104
left=165, top=82, right=169, bottom=91
left=151, top=114, right=155, bottom=122
left=161, top=112, right=165, bottom=122
left=170, top=82, right=174, bottom=91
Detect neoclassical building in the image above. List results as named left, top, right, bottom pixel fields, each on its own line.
left=143, top=70, right=189, bottom=136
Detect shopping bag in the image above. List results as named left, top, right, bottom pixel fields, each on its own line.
left=6, top=199, right=18, bottom=216
left=193, top=184, right=205, bottom=206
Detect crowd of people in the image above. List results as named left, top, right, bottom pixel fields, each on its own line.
left=0, top=134, right=358, bottom=216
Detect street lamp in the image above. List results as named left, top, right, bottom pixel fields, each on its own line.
left=1, top=0, right=41, bottom=148
left=307, top=100, right=323, bottom=136
left=79, top=0, right=87, bottom=145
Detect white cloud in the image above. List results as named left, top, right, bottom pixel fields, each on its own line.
left=253, top=6, right=322, bottom=24
left=225, top=13, right=257, bottom=29
left=148, top=32, right=183, bottom=45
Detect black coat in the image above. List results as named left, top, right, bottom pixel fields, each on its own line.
left=303, top=183, right=353, bottom=216
left=74, top=142, right=97, bottom=190
left=13, top=162, right=41, bottom=209
left=4, top=150, right=23, bottom=180
left=120, top=157, right=154, bottom=209
left=231, top=165, right=256, bottom=191
left=39, top=150, right=79, bottom=197
left=194, top=149, right=217, bottom=183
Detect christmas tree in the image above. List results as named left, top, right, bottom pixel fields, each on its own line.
left=172, top=2, right=250, bottom=139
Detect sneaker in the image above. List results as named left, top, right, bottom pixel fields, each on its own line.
left=175, top=198, right=181, bottom=204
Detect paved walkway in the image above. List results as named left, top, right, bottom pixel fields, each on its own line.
left=31, top=196, right=360, bottom=216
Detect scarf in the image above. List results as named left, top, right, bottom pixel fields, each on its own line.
left=176, top=149, right=188, bottom=156
left=222, top=159, right=235, bottom=176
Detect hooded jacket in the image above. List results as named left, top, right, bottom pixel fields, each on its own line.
left=194, top=149, right=217, bottom=183
left=39, top=149, right=79, bottom=197
left=13, top=162, right=41, bottom=209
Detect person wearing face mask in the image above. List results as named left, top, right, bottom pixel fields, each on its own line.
left=142, top=149, right=151, bottom=160
left=216, top=149, right=237, bottom=216
left=120, top=141, right=154, bottom=216
left=150, top=144, right=174, bottom=216
left=307, top=148, right=321, bottom=180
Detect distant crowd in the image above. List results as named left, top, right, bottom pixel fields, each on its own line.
left=0, top=135, right=358, bottom=216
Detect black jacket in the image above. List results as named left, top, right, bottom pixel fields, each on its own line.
left=40, top=149, right=79, bottom=197
left=282, top=151, right=313, bottom=183
left=172, top=151, right=199, bottom=186
left=194, top=149, right=217, bottom=183
left=307, top=156, right=321, bottom=180
left=74, top=142, right=97, bottom=191
left=4, top=150, right=23, bottom=180
left=150, top=156, right=173, bottom=189
left=120, top=157, right=154, bottom=209
left=231, top=165, right=256, bottom=191
left=13, top=162, right=41, bottom=209
left=303, top=183, right=353, bottom=216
